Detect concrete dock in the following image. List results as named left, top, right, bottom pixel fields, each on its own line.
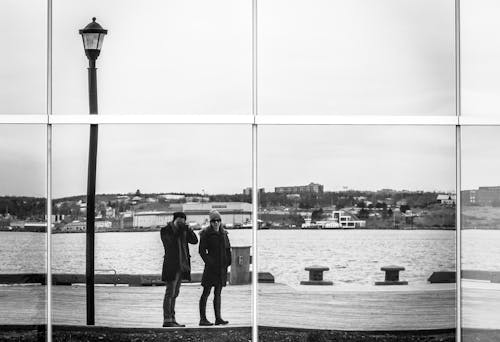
left=0, top=282, right=459, bottom=330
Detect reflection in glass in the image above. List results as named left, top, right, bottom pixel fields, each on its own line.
left=53, top=0, right=251, bottom=115
left=258, top=0, right=455, bottom=115
left=461, top=127, right=500, bottom=341
left=258, top=125, right=456, bottom=341
left=51, top=124, right=252, bottom=339
left=0, top=125, right=46, bottom=341
left=0, top=1, right=46, bottom=114
left=462, top=0, right=500, bottom=116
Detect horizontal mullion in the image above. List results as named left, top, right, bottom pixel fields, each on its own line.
left=256, top=115, right=459, bottom=126
left=48, top=114, right=255, bottom=125
left=0, top=115, right=48, bottom=124
left=459, top=116, right=500, bottom=126
left=10, top=114, right=500, bottom=126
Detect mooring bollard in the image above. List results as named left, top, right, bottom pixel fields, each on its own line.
left=300, top=265, right=333, bottom=285
left=375, top=265, right=408, bottom=285
left=230, top=246, right=251, bottom=285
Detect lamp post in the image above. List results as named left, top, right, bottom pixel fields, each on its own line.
left=79, top=17, right=107, bottom=326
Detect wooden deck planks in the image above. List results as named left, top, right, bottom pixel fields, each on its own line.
left=0, top=283, right=461, bottom=330
left=258, top=283, right=455, bottom=330
left=462, top=282, right=500, bottom=330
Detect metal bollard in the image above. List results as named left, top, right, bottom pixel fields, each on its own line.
left=230, top=246, right=251, bottom=285
left=300, top=265, right=333, bottom=285
left=375, top=265, right=408, bottom=285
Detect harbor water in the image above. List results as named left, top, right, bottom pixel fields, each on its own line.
left=1, top=229, right=494, bottom=286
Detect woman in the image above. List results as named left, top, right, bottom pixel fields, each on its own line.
left=198, top=210, right=232, bottom=326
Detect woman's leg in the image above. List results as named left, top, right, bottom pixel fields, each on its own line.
left=199, top=286, right=213, bottom=325
left=214, top=285, right=228, bottom=325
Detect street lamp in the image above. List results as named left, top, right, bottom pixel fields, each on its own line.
left=79, top=17, right=107, bottom=326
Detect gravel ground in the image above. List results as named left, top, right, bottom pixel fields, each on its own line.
left=258, top=327, right=455, bottom=342
left=0, top=325, right=460, bottom=342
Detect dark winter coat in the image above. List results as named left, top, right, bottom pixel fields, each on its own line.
left=161, top=222, right=198, bottom=282
left=199, top=225, right=232, bottom=287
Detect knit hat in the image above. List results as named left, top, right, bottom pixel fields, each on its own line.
left=173, top=212, right=186, bottom=221
left=209, top=210, right=221, bottom=221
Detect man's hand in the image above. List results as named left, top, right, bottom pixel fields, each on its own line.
left=178, top=222, right=189, bottom=232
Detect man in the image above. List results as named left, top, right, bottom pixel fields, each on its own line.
left=161, top=211, right=198, bottom=327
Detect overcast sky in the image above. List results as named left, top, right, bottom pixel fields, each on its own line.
left=1, top=0, right=457, bottom=115
left=1, top=1, right=497, bottom=197
left=0, top=125, right=46, bottom=197
left=259, top=125, right=456, bottom=193
left=461, top=0, right=500, bottom=115
left=0, top=124, right=458, bottom=198
left=51, top=125, right=252, bottom=198
left=462, top=127, right=500, bottom=190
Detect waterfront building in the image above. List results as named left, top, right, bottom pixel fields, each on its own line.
left=243, top=187, right=265, bottom=196
left=128, top=202, right=252, bottom=228
left=275, top=182, right=324, bottom=194
left=182, top=202, right=252, bottom=226
left=133, top=211, right=173, bottom=228
left=185, top=196, right=209, bottom=202
left=476, top=186, right=500, bottom=205
left=115, top=195, right=130, bottom=202
left=462, top=187, right=500, bottom=206
left=301, top=210, right=365, bottom=229
left=436, top=194, right=456, bottom=205
left=61, top=221, right=86, bottom=232
left=462, top=189, right=477, bottom=205
left=95, top=220, right=112, bottom=230
left=158, top=194, right=186, bottom=202
left=10, top=220, right=25, bottom=229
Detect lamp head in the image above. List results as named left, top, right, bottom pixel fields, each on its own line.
left=79, top=17, right=108, bottom=60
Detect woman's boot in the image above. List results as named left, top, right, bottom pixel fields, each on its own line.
left=199, top=295, right=213, bottom=326
left=214, top=294, right=228, bottom=325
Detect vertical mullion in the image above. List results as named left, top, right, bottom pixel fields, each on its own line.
left=455, top=0, right=461, bottom=341
left=46, top=0, right=53, bottom=341
left=252, top=0, right=258, bottom=341
left=455, top=125, right=462, bottom=342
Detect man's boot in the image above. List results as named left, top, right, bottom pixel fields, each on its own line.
left=171, top=297, right=185, bottom=327
left=199, top=296, right=213, bottom=326
left=162, top=297, right=174, bottom=327
left=214, top=295, right=228, bottom=325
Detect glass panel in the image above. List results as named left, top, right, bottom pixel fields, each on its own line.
left=52, top=124, right=252, bottom=340
left=461, top=126, right=500, bottom=341
left=0, top=125, right=46, bottom=341
left=0, top=1, right=46, bottom=114
left=461, top=1, right=500, bottom=116
left=258, top=125, right=456, bottom=340
left=82, top=33, right=101, bottom=50
left=53, top=0, right=251, bottom=115
left=258, top=0, right=456, bottom=115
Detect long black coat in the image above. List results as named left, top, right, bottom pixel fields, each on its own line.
left=161, top=222, right=198, bottom=282
left=199, top=226, right=231, bottom=287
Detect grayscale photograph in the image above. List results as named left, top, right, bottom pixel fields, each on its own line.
left=258, top=0, right=455, bottom=115
left=0, top=2, right=46, bottom=114
left=52, top=0, right=251, bottom=115
left=50, top=124, right=252, bottom=340
left=461, top=127, right=500, bottom=342
left=2, top=0, right=500, bottom=341
left=0, top=125, right=47, bottom=338
left=257, top=125, right=456, bottom=341
left=461, top=0, right=500, bottom=116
